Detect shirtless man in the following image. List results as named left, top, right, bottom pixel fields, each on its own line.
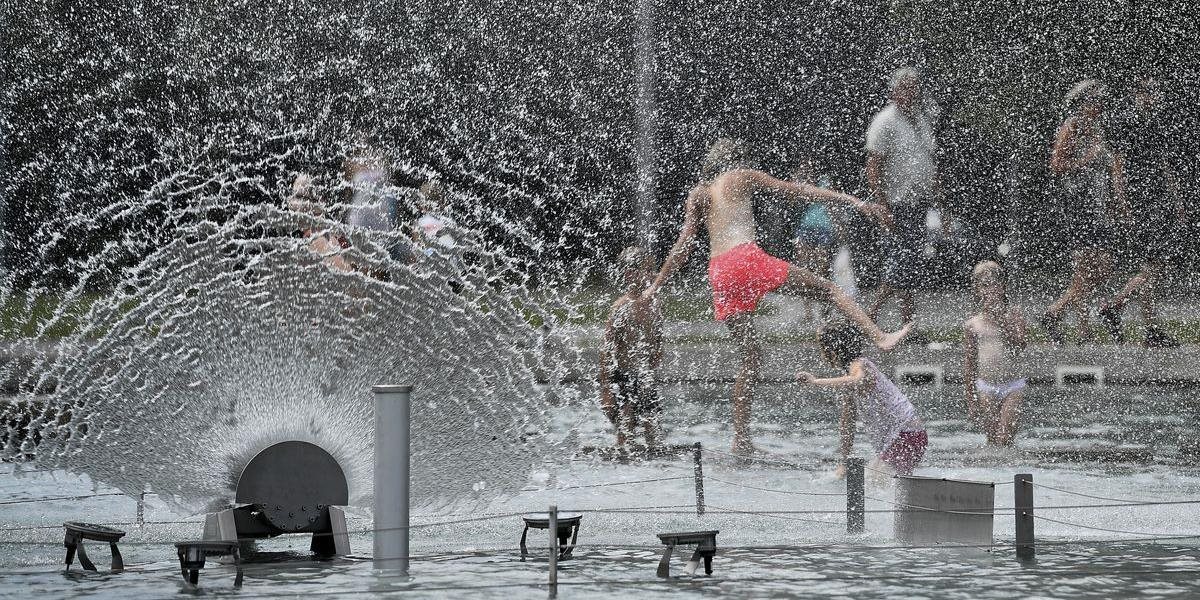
left=645, top=138, right=912, bottom=454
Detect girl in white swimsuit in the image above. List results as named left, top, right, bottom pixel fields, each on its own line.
left=963, top=261, right=1029, bottom=446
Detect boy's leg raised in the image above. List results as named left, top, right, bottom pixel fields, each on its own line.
left=782, top=265, right=910, bottom=350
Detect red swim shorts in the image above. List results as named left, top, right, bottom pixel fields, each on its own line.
left=707, top=243, right=791, bottom=321
left=879, top=430, right=928, bottom=475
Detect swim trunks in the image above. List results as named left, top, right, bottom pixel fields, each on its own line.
left=707, top=243, right=791, bottom=321
left=878, top=429, right=928, bottom=475
left=604, top=369, right=661, bottom=422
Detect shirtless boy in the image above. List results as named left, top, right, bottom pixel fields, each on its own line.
left=599, top=247, right=664, bottom=452
left=645, top=138, right=911, bottom=454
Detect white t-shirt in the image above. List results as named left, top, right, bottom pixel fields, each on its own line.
left=865, top=103, right=937, bottom=206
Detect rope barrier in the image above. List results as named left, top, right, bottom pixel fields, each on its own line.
left=3, top=532, right=1199, bottom=553
left=703, top=448, right=816, bottom=469
left=705, top=504, right=844, bottom=526
left=865, top=494, right=999, bottom=516
left=706, top=476, right=846, bottom=497
left=1032, top=514, right=1200, bottom=538
left=552, top=475, right=691, bottom=491
left=1027, top=480, right=1174, bottom=504
left=566, top=534, right=1200, bottom=551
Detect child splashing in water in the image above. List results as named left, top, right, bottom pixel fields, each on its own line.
left=599, top=247, right=664, bottom=454
left=963, top=260, right=1029, bottom=446
left=798, top=323, right=927, bottom=477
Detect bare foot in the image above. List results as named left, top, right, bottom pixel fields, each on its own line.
left=875, top=321, right=914, bottom=351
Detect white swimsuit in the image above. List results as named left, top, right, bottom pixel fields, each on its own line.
left=975, top=378, right=1027, bottom=399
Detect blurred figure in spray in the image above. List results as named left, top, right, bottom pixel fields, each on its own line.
left=865, top=67, right=941, bottom=342
left=598, top=247, right=664, bottom=452
left=412, top=179, right=459, bottom=256
left=963, top=261, right=1028, bottom=446
left=1040, top=80, right=1130, bottom=344
left=791, top=159, right=842, bottom=323
left=344, top=136, right=393, bottom=231
left=288, top=172, right=351, bottom=272
left=1098, top=76, right=1183, bottom=348
left=343, top=136, right=417, bottom=266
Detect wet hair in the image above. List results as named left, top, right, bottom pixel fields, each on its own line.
left=971, top=260, right=1008, bottom=305
left=889, top=67, right=921, bottom=92
left=1064, top=79, right=1108, bottom=116
left=700, top=138, right=754, bottom=181
left=815, top=322, right=866, bottom=370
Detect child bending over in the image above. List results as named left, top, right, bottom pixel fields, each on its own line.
left=798, top=323, right=927, bottom=477
left=598, top=247, right=664, bottom=451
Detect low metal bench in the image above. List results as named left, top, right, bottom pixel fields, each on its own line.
left=519, top=513, right=581, bottom=561
left=63, top=522, right=126, bottom=572
left=174, top=540, right=244, bottom=587
left=656, top=530, right=718, bottom=577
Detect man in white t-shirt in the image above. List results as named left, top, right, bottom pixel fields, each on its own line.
left=865, top=67, right=940, bottom=336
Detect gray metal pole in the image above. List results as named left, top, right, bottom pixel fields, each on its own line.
left=548, top=505, right=558, bottom=596
left=692, top=442, right=705, bottom=517
left=1015, top=473, right=1034, bottom=561
left=373, top=385, right=413, bottom=573
left=846, top=458, right=865, bottom=534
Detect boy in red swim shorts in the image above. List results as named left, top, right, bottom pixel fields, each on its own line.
left=645, top=138, right=910, bottom=455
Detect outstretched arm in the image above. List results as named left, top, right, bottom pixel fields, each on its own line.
left=797, top=359, right=869, bottom=388
left=749, top=170, right=893, bottom=230
left=646, top=187, right=705, bottom=296
left=749, top=170, right=861, bottom=208
left=1050, top=119, right=1099, bottom=176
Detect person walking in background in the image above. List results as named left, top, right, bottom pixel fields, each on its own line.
left=865, top=67, right=941, bottom=343
left=1040, top=80, right=1130, bottom=344
left=1098, top=76, right=1183, bottom=348
left=790, top=159, right=841, bottom=323
left=963, top=261, right=1027, bottom=446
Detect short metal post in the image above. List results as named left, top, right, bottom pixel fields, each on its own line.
left=373, top=385, right=414, bottom=573
left=548, top=505, right=558, bottom=596
left=1015, top=473, right=1034, bottom=560
left=846, top=457, right=865, bottom=534
left=692, top=442, right=705, bottom=517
